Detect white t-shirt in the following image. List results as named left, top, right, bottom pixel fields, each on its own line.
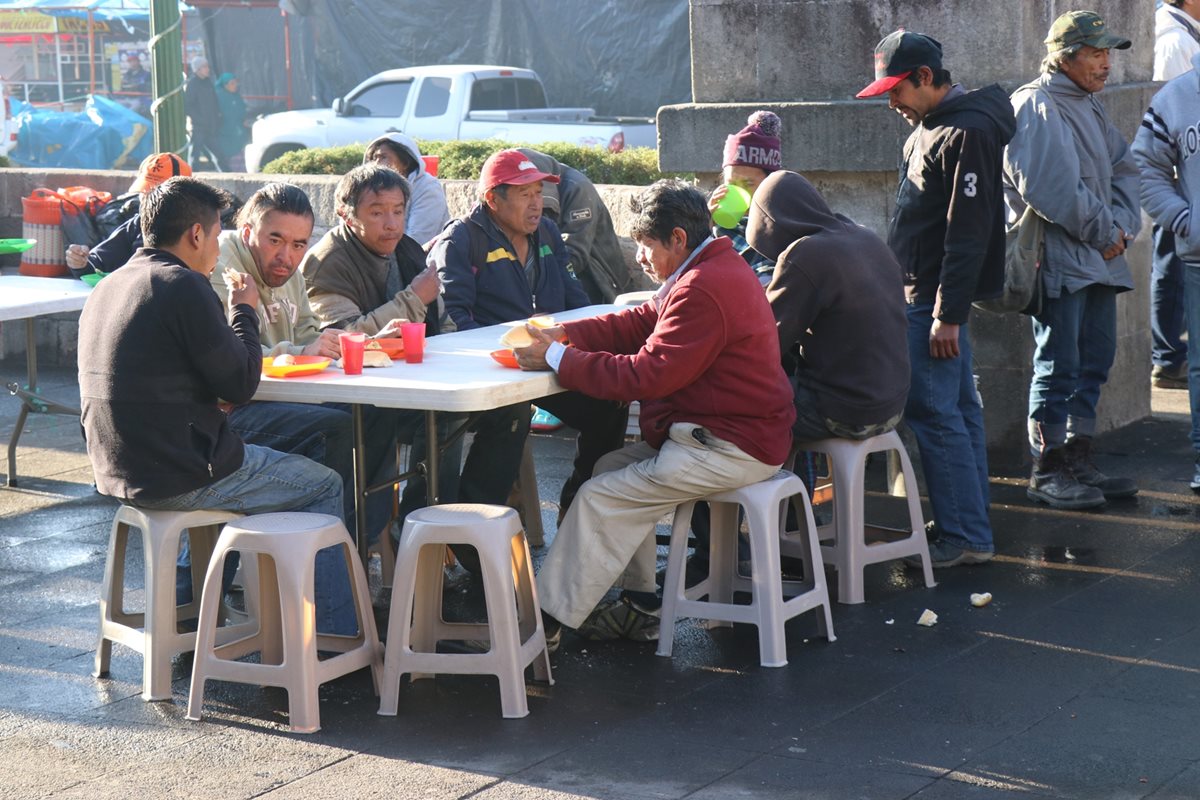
left=1155, top=4, right=1200, bottom=81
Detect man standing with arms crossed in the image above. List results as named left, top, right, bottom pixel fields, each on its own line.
left=856, top=30, right=1014, bottom=567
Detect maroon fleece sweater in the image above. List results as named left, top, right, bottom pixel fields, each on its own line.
left=557, top=237, right=795, bottom=466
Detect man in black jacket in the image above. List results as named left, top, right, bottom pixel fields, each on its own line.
left=78, top=176, right=355, bottom=633
left=857, top=30, right=1015, bottom=568
left=185, top=56, right=221, bottom=171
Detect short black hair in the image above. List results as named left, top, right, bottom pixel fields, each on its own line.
left=140, top=176, right=230, bottom=247
left=364, top=139, right=418, bottom=174
left=336, top=162, right=411, bottom=218
left=236, top=182, right=313, bottom=230
left=629, top=179, right=710, bottom=251
left=906, top=66, right=953, bottom=89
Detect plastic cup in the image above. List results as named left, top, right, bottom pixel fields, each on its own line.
left=339, top=332, right=365, bottom=375
left=712, top=184, right=752, bottom=229
left=400, top=322, right=426, bottom=364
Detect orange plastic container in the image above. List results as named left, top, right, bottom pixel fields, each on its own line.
left=19, top=189, right=70, bottom=277
left=421, top=154, right=439, bottom=178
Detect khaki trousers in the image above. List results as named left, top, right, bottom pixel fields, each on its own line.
left=537, top=422, right=781, bottom=628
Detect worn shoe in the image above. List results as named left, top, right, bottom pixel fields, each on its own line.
left=542, top=612, right=563, bottom=654
left=1064, top=436, right=1138, bottom=499
left=1027, top=446, right=1106, bottom=510
left=1152, top=363, right=1189, bottom=390
left=905, top=539, right=993, bottom=569
left=575, top=595, right=660, bottom=642
left=1190, top=456, right=1200, bottom=492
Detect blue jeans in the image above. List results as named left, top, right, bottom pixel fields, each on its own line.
left=1028, top=284, right=1117, bottom=453
left=1182, top=264, right=1200, bottom=450
left=150, top=443, right=357, bottom=635
left=905, top=304, right=992, bottom=553
left=1152, top=225, right=1186, bottom=369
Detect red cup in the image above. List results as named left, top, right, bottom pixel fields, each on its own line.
left=400, top=322, right=426, bottom=364
left=339, top=332, right=365, bottom=375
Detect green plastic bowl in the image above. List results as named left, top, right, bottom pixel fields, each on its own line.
left=80, top=273, right=103, bottom=287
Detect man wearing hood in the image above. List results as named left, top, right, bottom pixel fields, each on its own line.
left=746, top=170, right=909, bottom=443
left=857, top=30, right=1015, bottom=568
left=364, top=133, right=450, bottom=246
left=1004, top=12, right=1140, bottom=510
left=184, top=56, right=222, bottom=171
left=1134, top=45, right=1200, bottom=489
left=515, top=148, right=631, bottom=304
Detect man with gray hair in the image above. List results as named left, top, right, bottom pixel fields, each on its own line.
left=1003, top=10, right=1141, bottom=510
left=184, top=56, right=221, bottom=171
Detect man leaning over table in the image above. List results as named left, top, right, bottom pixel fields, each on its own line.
left=431, top=148, right=628, bottom=525
left=76, top=177, right=353, bottom=635
left=513, top=179, right=795, bottom=646
left=299, top=164, right=461, bottom=544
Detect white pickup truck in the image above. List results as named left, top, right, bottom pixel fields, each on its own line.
left=245, top=64, right=657, bottom=172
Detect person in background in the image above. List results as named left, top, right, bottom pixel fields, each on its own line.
left=1004, top=11, right=1141, bottom=510
left=515, top=147, right=632, bottom=304
left=708, top=110, right=783, bottom=285
left=215, top=72, right=249, bottom=172
left=363, top=133, right=450, bottom=247
left=1146, top=0, right=1200, bottom=390
left=65, top=152, right=192, bottom=278
left=122, top=53, right=151, bottom=118
left=184, top=56, right=222, bottom=171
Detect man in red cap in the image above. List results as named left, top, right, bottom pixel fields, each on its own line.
left=429, top=148, right=628, bottom=534
left=857, top=30, right=1014, bottom=568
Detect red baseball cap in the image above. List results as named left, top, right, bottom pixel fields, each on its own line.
left=478, top=148, right=560, bottom=193
left=856, top=31, right=943, bottom=99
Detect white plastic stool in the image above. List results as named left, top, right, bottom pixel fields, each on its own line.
left=379, top=504, right=553, bottom=719
left=657, top=471, right=835, bottom=668
left=795, top=430, right=936, bottom=604
left=93, top=505, right=251, bottom=701
left=186, top=512, right=382, bottom=734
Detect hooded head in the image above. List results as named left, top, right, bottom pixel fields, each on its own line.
left=364, top=132, right=425, bottom=178
left=746, top=170, right=842, bottom=261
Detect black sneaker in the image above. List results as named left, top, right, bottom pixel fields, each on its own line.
left=1064, top=436, right=1137, bottom=499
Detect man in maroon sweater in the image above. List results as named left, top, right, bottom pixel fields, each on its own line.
left=515, top=179, right=796, bottom=644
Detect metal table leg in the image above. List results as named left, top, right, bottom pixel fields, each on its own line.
left=6, top=317, right=81, bottom=487
left=351, top=403, right=369, bottom=564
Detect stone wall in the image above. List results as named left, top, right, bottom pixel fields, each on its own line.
left=660, top=0, right=1156, bottom=467
left=0, top=168, right=653, bottom=370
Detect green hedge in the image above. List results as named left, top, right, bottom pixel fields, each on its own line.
left=262, top=139, right=690, bottom=185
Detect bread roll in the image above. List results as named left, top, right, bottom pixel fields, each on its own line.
left=273, top=354, right=297, bottom=366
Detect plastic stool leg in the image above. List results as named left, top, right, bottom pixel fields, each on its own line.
left=275, top=559, right=321, bottom=733
left=897, top=444, right=936, bottom=590
left=379, top=533, right=426, bottom=715
left=744, top=500, right=787, bottom=668
left=477, top=536, right=528, bottom=719
left=93, top=517, right=128, bottom=678
left=656, top=500, right=696, bottom=658
left=510, top=533, right=552, bottom=683
left=790, top=493, right=836, bottom=643
left=142, top=525, right=186, bottom=701
left=186, top=543, right=233, bottom=721
left=831, top=448, right=869, bottom=605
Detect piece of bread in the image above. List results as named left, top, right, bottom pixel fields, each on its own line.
left=499, top=315, right=554, bottom=348
left=273, top=354, right=297, bottom=366
left=362, top=349, right=393, bottom=368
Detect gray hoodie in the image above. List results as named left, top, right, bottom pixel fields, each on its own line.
left=1003, top=70, right=1141, bottom=298
left=1134, top=51, right=1200, bottom=263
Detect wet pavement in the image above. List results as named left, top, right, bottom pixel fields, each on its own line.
left=2, top=365, right=1199, bottom=799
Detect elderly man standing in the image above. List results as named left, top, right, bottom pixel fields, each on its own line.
left=515, top=180, right=795, bottom=644
left=856, top=30, right=1014, bottom=567
left=1004, top=11, right=1140, bottom=509
left=431, top=149, right=628, bottom=520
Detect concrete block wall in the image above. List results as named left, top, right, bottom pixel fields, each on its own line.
left=0, top=168, right=654, bottom=368
left=662, top=0, right=1157, bottom=468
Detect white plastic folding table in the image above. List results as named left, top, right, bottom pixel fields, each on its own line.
left=0, top=275, right=92, bottom=486
left=251, top=304, right=621, bottom=563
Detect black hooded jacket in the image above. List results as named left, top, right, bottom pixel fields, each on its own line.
left=748, top=171, right=909, bottom=427
left=887, top=84, right=1016, bottom=324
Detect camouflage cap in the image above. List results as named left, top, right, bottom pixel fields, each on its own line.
left=1045, top=10, right=1131, bottom=52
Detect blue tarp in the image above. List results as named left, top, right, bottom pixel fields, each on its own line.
left=10, top=94, right=152, bottom=169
